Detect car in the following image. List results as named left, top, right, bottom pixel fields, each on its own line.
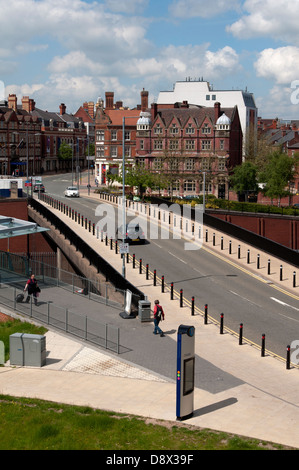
left=64, top=186, right=79, bottom=197
left=293, top=203, right=299, bottom=209
left=33, top=183, right=45, bottom=192
left=116, top=223, right=145, bottom=244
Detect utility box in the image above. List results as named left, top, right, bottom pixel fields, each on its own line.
left=176, top=325, right=195, bottom=421
left=138, top=300, right=151, bottom=322
left=10, top=333, right=46, bottom=367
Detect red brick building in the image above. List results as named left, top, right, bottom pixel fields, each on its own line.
left=136, top=101, right=242, bottom=198
left=94, top=91, right=148, bottom=184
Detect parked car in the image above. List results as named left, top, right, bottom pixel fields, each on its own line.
left=33, top=183, right=45, bottom=192
left=64, top=186, right=79, bottom=197
left=116, top=223, right=145, bottom=244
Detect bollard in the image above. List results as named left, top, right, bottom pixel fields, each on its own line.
left=115, top=240, right=118, bottom=254
left=153, top=269, right=156, bottom=286
left=286, top=345, right=291, bottom=370
left=93, top=223, right=95, bottom=236
left=161, top=275, right=164, bottom=293
left=261, top=334, right=266, bottom=357
left=221, top=236, right=223, bottom=250
left=220, top=313, right=224, bottom=334
left=204, top=304, right=208, bottom=324
left=139, top=259, right=142, bottom=274
left=170, top=282, right=174, bottom=300
left=191, top=297, right=194, bottom=316
left=238, top=245, right=241, bottom=259
left=110, top=237, right=113, bottom=250
left=239, top=323, right=243, bottom=345
left=105, top=235, right=108, bottom=246
left=247, top=249, right=250, bottom=264
left=205, top=229, right=208, bottom=242
left=229, top=240, right=232, bottom=254
left=133, top=254, right=136, bottom=269
left=146, top=264, right=149, bottom=280
left=267, top=259, right=271, bottom=275
left=280, top=265, right=283, bottom=281
left=126, top=253, right=129, bottom=263
left=293, top=271, right=296, bottom=288
left=180, top=289, right=183, bottom=308
left=257, top=254, right=260, bottom=269
left=213, top=233, right=215, bottom=246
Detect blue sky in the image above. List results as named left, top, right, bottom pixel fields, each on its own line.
left=1, top=0, right=299, bottom=119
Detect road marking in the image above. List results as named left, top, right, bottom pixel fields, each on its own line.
left=167, top=251, right=187, bottom=264
left=270, top=297, right=299, bottom=312
left=229, top=290, right=261, bottom=308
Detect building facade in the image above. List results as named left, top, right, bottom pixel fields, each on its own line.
left=136, top=101, right=243, bottom=198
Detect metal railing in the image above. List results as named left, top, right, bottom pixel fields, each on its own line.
left=0, top=282, right=121, bottom=354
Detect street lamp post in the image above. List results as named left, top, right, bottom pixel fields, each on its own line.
left=121, top=115, right=139, bottom=278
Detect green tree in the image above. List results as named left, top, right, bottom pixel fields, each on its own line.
left=259, top=150, right=298, bottom=205
left=230, top=162, right=259, bottom=201
left=123, top=164, right=161, bottom=197
left=58, top=141, right=72, bottom=161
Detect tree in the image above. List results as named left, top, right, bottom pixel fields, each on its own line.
left=230, top=162, right=259, bottom=201
left=259, top=150, right=298, bottom=205
left=58, top=141, right=72, bottom=161
left=123, top=164, right=161, bottom=197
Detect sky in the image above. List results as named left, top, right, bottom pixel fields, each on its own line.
left=1, top=0, right=299, bottom=119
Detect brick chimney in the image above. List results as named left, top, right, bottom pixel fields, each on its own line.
left=88, top=101, right=94, bottom=118
left=8, top=94, right=17, bottom=112
left=214, top=102, right=221, bottom=122
left=105, top=92, right=114, bottom=110
left=59, top=103, right=66, bottom=115
left=141, top=88, right=148, bottom=112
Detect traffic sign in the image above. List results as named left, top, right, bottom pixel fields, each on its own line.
left=119, top=243, right=129, bottom=254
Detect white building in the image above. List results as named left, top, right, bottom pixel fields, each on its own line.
left=157, top=79, right=257, bottom=156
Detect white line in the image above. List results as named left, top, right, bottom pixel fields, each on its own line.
left=270, top=297, right=299, bottom=312
left=167, top=251, right=187, bottom=264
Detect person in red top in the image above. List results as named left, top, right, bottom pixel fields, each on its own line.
left=24, top=274, right=39, bottom=305
left=153, top=299, right=165, bottom=337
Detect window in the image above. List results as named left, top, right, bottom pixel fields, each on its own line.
left=125, top=131, right=130, bottom=141
left=140, top=140, right=144, bottom=150
left=202, top=123, right=211, bottom=134
left=138, top=158, right=145, bottom=167
left=218, top=158, right=226, bottom=171
left=96, top=146, right=104, bottom=158
left=96, top=130, right=104, bottom=141
left=202, top=158, right=211, bottom=170
left=185, top=140, right=195, bottom=150
left=212, top=95, right=216, bottom=100
left=170, top=124, right=179, bottom=135
left=202, top=140, right=211, bottom=150
left=206, top=95, right=210, bottom=100
left=153, top=158, right=162, bottom=170
left=220, top=139, right=224, bottom=150
left=111, top=146, right=118, bottom=158
left=111, top=130, right=117, bottom=140
left=185, top=159, right=195, bottom=171
left=186, top=124, right=195, bottom=134
left=184, top=180, right=195, bottom=192
left=125, top=146, right=130, bottom=157
left=154, top=140, right=163, bottom=150
left=154, top=124, right=162, bottom=134
left=169, top=158, right=179, bottom=171
left=169, top=139, right=179, bottom=150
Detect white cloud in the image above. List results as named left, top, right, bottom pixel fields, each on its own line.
left=103, top=0, right=149, bottom=14
left=169, top=0, right=240, bottom=18
left=255, top=47, right=299, bottom=84
left=227, top=0, right=299, bottom=45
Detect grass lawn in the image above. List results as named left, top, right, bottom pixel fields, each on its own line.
left=0, top=317, right=294, bottom=450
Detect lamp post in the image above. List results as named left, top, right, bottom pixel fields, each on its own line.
left=121, top=115, right=139, bottom=278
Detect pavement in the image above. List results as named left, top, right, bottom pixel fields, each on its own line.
left=0, top=175, right=299, bottom=449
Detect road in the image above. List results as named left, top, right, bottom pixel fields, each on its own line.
left=40, top=173, right=299, bottom=360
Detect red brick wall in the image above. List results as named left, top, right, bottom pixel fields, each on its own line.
left=209, top=210, right=299, bottom=250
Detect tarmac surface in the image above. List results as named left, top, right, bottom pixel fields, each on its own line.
left=0, top=178, right=299, bottom=449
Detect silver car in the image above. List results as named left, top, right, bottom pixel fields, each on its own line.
left=64, top=186, right=79, bottom=197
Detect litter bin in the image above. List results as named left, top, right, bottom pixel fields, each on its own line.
left=10, top=333, right=46, bottom=367
left=138, top=300, right=151, bottom=322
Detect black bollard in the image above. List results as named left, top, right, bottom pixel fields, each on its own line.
left=261, top=334, right=266, bottom=357
left=139, top=259, right=142, bottom=274
left=280, top=265, right=283, bottom=281
left=204, top=304, right=208, bottom=324
left=220, top=313, right=224, bottom=334
left=239, top=323, right=243, bottom=345
left=180, top=289, right=183, bottom=308
left=257, top=254, right=260, bottom=269
left=154, top=269, right=156, bottom=286
left=268, top=259, right=271, bottom=275
left=286, top=345, right=291, bottom=370
left=293, top=271, right=296, bottom=288
left=133, top=254, right=135, bottom=268
left=161, top=275, right=164, bottom=293
left=238, top=245, right=241, bottom=259
left=191, top=297, right=194, bottom=316
left=146, top=264, right=149, bottom=280
left=170, top=282, right=174, bottom=300
left=229, top=240, right=232, bottom=254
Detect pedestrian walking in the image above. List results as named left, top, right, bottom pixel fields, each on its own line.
left=153, top=299, right=165, bottom=337
left=24, top=274, right=40, bottom=305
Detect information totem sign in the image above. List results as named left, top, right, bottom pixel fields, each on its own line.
left=176, top=324, right=195, bottom=421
